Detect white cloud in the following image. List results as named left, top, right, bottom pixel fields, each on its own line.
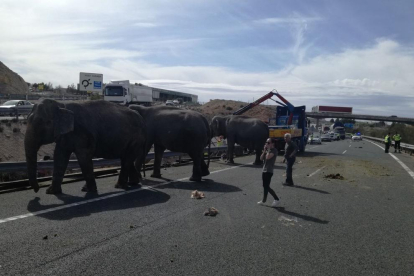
left=254, top=17, right=322, bottom=25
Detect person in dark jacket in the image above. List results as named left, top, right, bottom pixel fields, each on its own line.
left=282, top=133, right=298, bottom=186
left=257, top=138, right=280, bottom=207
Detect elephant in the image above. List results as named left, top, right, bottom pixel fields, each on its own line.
left=129, top=105, right=210, bottom=181
left=210, top=115, right=269, bottom=165
left=24, top=99, right=146, bottom=194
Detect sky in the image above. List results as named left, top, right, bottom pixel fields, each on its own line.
left=1, top=0, right=414, bottom=116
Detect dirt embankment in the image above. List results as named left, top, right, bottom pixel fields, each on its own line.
left=0, top=99, right=274, bottom=162
left=0, top=119, right=55, bottom=162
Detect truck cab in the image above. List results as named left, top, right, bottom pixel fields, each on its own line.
left=104, top=80, right=152, bottom=106
left=104, top=80, right=131, bottom=105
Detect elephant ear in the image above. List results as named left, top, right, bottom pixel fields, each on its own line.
left=54, top=108, right=74, bottom=139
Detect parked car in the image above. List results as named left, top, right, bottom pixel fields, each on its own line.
left=308, top=135, right=322, bottom=144
left=0, top=100, right=34, bottom=116
left=352, top=134, right=363, bottom=141
left=165, top=100, right=175, bottom=106
left=321, top=132, right=332, bottom=142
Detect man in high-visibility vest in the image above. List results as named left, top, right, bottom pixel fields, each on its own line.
left=393, top=132, right=402, bottom=153
left=384, top=132, right=391, bottom=153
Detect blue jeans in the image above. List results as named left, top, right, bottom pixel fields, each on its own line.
left=285, top=157, right=296, bottom=184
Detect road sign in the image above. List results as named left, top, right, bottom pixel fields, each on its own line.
left=79, top=72, right=103, bottom=92
left=344, top=123, right=354, bottom=128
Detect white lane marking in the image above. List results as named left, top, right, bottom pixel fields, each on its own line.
left=367, top=140, right=414, bottom=180
left=342, top=150, right=347, bottom=154
left=307, top=146, right=319, bottom=150
left=0, top=163, right=250, bottom=224
left=349, top=145, right=351, bottom=148
left=308, top=166, right=327, bottom=177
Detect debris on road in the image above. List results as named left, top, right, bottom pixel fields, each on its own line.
left=204, top=207, right=219, bottom=216
left=324, top=173, right=345, bottom=180
left=43, top=235, right=48, bottom=240
left=191, top=190, right=205, bottom=199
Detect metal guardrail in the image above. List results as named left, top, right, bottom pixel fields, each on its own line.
left=362, top=135, right=414, bottom=155
left=0, top=107, right=32, bottom=116
left=0, top=146, right=234, bottom=173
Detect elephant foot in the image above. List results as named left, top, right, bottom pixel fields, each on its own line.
left=114, top=182, right=129, bottom=190
left=128, top=181, right=141, bottom=186
left=189, top=175, right=202, bottom=182
left=81, top=184, right=97, bottom=193
left=128, top=176, right=142, bottom=185
left=151, top=172, right=162, bottom=178
left=201, top=169, right=210, bottom=177
left=46, top=185, right=62, bottom=195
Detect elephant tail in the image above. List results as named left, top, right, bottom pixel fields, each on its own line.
left=141, top=141, right=146, bottom=178
left=207, top=137, right=211, bottom=168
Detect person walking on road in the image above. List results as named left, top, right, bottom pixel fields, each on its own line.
left=384, top=132, right=391, bottom=153
left=282, top=133, right=298, bottom=186
left=393, top=132, right=402, bottom=153
left=257, top=138, right=280, bottom=207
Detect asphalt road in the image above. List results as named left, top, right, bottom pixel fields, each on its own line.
left=1, top=138, right=414, bottom=275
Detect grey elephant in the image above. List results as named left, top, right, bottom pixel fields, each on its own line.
left=25, top=99, right=146, bottom=194
left=129, top=105, right=210, bottom=181
left=210, top=115, right=269, bottom=165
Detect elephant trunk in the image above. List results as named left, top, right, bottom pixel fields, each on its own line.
left=24, top=127, right=41, bottom=193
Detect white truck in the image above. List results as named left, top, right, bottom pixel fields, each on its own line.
left=103, top=80, right=153, bottom=106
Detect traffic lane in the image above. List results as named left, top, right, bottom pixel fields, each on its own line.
left=2, top=147, right=414, bottom=275
left=23, top=145, right=414, bottom=275
left=0, top=156, right=242, bottom=218
left=0, top=157, right=256, bottom=275
left=365, top=139, right=414, bottom=179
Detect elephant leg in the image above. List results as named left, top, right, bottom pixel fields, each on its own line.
left=189, top=152, right=202, bottom=182
left=151, top=144, right=166, bottom=178
left=115, top=157, right=131, bottom=189
left=128, top=161, right=141, bottom=186
left=200, top=153, right=210, bottom=176
left=76, top=150, right=98, bottom=193
left=253, top=149, right=263, bottom=165
left=134, top=142, right=152, bottom=180
left=129, top=142, right=147, bottom=186
left=46, top=145, right=72, bottom=194
left=227, top=141, right=235, bottom=164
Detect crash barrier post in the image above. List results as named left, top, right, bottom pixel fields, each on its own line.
left=362, top=135, right=414, bottom=155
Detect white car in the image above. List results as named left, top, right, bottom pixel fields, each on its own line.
left=0, top=100, right=34, bottom=116
left=165, top=100, right=175, bottom=106
left=321, top=133, right=332, bottom=142
left=352, top=135, right=363, bottom=141
left=308, top=136, right=322, bottom=144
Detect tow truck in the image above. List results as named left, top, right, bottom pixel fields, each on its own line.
left=233, top=90, right=308, bottom=152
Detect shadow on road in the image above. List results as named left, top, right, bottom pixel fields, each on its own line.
left=146, top=178, right=242, bottom=193
left=290, top=185, right=330, bottom=194
left=271, top=207, right=330, bottom=224
left=26, top=186, right=170, bottom=221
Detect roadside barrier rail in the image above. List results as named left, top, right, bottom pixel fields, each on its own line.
left=362, top=135, right=414, bottom=155
left=0, top=145, right=237, bottom=173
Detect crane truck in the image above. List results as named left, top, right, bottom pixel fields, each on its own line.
left=233, top=91, right=308, bottom=152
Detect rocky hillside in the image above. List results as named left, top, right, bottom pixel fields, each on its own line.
left=0, top=61, right=28, bottom=94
